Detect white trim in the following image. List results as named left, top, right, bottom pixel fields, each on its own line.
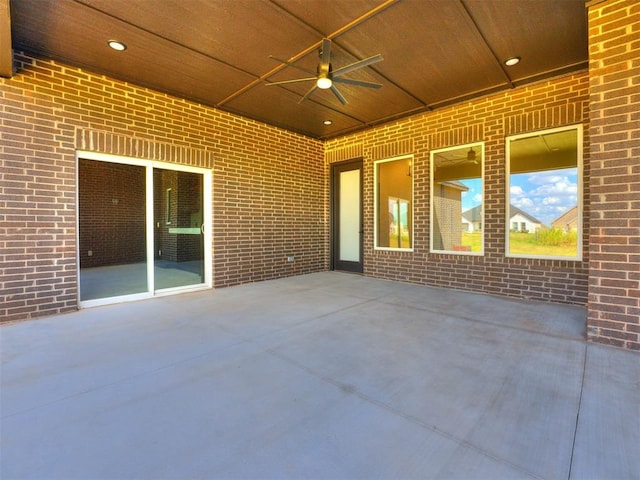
left=76, top=150, right=213, bottom=309
left=77, top=150, right=150, bottom=167
left=505, top=124, right=583, bottom=261
left=373, top=154, right=414, bottom=252
left=145, top=165, right=155, bottom=293
left=79, top=292, right=153, bottom=309
left=429, top=142, right=485, bottom=256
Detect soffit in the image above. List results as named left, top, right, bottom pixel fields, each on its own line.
left=9, top=0, right=588, bottom=140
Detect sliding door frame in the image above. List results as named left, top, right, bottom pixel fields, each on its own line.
left=76, top=150, right=212, bottom=308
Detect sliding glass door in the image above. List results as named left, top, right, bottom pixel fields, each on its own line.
left=77, top=152, right=211, bottom=307
left=153, top=168, right=205, bottom=290
left=78, top=159, right=149, bottom=300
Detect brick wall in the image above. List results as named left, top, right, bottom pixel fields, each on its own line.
left=1, top=29, right=637, bottom=350
left=0, top=52, right=325, bottom=322
left=587, top=0, right=640, bottom=350
left=326, top=72, right=591, bottom=306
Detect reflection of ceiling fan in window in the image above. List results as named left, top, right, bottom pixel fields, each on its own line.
left=265, top=38, right=383, bottom=104
left=435, top=147, right=480, bottom=167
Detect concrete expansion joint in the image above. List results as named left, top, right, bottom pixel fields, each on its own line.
left=567, top=344, right=590, bottom=479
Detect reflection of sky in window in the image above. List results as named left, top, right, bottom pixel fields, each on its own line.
left=461, top=169, right=578, bottom=227
left=510, top=168, right=578, bottom=226
left=461, top=178, right=482, bottom=211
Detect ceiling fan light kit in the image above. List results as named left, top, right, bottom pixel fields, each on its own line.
left=266, top=38, right=383, bottom=105
left=467, top=148, right=476, bottom=162
left=316, top=69, right=332, bottom=89
left=317, top=78, right=332, bottom=89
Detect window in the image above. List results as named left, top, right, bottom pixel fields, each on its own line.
left=506, top=125, right=582, bottom=259
left=375, top=156, right=413, bottom=250
left=430, top=143, right=484, bottom=254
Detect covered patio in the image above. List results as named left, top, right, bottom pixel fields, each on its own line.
left=1, top=272, right=638, bottom=479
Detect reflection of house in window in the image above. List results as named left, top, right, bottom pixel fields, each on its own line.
left=509, top=205, right=544, bottom=232
left=551, top=206, right=578, bottom=232
left=462, top=205, right=482, bottom=232
left=431, top=142, right=483, bottom=254
left=465, top=204, right=542, bottom=234
left=462, top=205, right=544, bottom=233
left=432, top=180, right=468, bottom=251
left=507, top=125, right=581, bottom=259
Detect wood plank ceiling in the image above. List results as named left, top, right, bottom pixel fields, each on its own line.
left=8, top=0, right=588, bottom=140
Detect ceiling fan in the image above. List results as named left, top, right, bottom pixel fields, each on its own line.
left=265, top=38, right=383, bottom=105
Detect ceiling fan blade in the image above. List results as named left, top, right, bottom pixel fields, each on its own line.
left=330, top=85, right=348, bottom=105
left=265, top=77, right=316, bottom=86
left=268, top=55, right=315, bottom=75
left=298, top=84, right=318, bottom=104
left=321, top=38, right=331, bottom=65
left=333, top=77, right=383, bottom=89
left=332, top=54, right=383, bottom=77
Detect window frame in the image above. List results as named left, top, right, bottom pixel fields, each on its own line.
left=373, top=155, right=414, bottom=252
left=505, top=124, right=583, bottom=261
left=429, top=142, right=485, bottom=256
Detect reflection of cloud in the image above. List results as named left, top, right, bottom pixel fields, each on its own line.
left=473, top=194, right=482, bottom=203
left=529, top=174, right=564, bottom=185
left=532, top=180, right=577, bottom=196
left=513, top=197, right=534, bottom=208
left=527, top=169, right=574, bottom=185
left=511, top=169, right=578, bottom=225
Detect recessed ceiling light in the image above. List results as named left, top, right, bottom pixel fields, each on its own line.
left=504, top=56, right=520, bottom=66
left=323, top=120, right=332, bottom=125
left=108, top=40, right=127, bottom=51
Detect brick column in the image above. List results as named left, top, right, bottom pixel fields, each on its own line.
left=587, top=0, right=640, bottom=350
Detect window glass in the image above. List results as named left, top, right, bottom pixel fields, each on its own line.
left=506, top=125, right=582, bottom=259
left=375, top=156, right=413, bottom=249
left=430, top=143, right=484, bottom=254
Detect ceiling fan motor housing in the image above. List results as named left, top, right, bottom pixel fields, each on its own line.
left=266, top=38, right=383, bottom=104
left=317, top=63, right=333, bottom=89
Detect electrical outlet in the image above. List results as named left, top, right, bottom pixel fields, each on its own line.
left=87, top=250, right=93, bottom=256
left=287, top=255, right=295, bottom=263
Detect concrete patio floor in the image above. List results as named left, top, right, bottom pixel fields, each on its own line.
left=1, top=272, right=638, bottom=479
